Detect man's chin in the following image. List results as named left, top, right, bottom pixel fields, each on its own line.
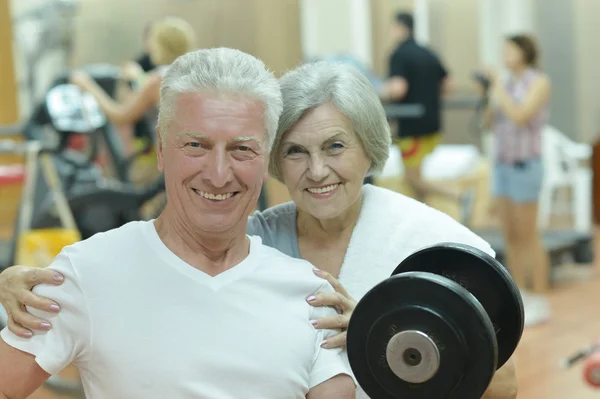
left=193, top=217, right=241, bottom=234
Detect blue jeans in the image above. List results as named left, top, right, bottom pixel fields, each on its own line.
left=493, top=158, right=544, bottom=203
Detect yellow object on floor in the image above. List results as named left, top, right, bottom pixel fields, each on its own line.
left=15, top=228, right=81, bottom=267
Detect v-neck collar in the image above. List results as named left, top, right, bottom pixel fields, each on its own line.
left=142, top=220, right=261, bottom=291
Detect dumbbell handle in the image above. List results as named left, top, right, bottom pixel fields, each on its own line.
left=562, top=344, right=600, bottom=368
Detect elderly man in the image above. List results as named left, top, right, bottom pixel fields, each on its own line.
left=0, top=48, right=355, bottom=398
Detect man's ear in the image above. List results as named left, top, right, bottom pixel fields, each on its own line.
left=156, top=127, right=165, bottom=173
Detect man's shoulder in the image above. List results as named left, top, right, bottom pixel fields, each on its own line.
left=251, top=237, right=325, bottom=286
left=68, top=221, right=149, bottom=250
left=62, top=221, right=152, bottom=269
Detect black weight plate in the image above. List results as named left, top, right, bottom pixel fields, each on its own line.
left=391, top=243, right=524, bottom=370
left=347, top=271, right=497, bottom=399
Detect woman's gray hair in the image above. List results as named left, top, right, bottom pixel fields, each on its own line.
left=157, top=48, right=283, bottom=149
left=269, top=60, right=391, bottom=181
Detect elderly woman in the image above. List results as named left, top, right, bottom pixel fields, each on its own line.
left=0, top=61, right=517, bottom=398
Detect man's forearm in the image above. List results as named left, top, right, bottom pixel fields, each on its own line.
left=306, top=374, right=355, bottom=399
left=481, top=358, right=518, bottom=399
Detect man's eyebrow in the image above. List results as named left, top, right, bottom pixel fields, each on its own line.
left=233, top=136, right=262, bottom=143
left=179, top=132, right=208, bottom=140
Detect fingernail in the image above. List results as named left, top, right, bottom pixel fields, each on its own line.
left=312, top=267, right=322, bottom=275
left=310, top=319, right=318, bottom=326
left=306, top=296, right=316, bottom=302
left=49, top=304, right=60, bottom=312
left=53, top=274, right=64, bottom=282
left=320, top=340, right=328, bottom=347
left=22, top=331, right=33, bottom=338
left=40, top=322, right=52, bottom=330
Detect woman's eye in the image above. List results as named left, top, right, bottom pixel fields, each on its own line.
left=285, top=146, right=303, bottom=155
left=330, top=142, right=344, bottom=149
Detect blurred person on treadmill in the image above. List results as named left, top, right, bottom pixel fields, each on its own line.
left=379, top=12, right=472, bottom=222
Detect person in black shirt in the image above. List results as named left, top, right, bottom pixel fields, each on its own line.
left=380, top=12, right=469, bottom=209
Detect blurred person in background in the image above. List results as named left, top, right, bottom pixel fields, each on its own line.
left=379, top=12, right=473, bottom=222
left=71, top=17, right=195, bottom=145
left=121, top=21, right=159, bottom=154
left=481, top=34, right=552, bottom=326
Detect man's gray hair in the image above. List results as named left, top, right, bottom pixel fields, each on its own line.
left=157, top=48, right=283, bottom=149
left=269, top=61, right=391, bottom=181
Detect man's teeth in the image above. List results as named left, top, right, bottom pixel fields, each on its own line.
left=196, top=190, right=234, bottom=201
left=307, top=184, right=339, bottom=194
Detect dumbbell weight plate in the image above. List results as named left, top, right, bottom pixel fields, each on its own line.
left=347, top=271, right=497, bottom=399
left=392, top=243, right=524, bottom=370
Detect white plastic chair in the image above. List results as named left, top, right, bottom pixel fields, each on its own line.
left=538, top=125, right=592, bottom=232
left=483, top=126, right=592, bottom=232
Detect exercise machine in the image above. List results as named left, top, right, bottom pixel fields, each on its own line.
left=0, top=138, right=85, bottom=398
left=0, top=66, right=164, bottom=267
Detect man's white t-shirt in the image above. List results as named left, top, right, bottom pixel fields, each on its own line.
left=1, top=221, right=353, bottom=398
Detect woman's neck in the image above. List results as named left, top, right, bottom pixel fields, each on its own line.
left=296, top=193, right=363, bottom=242
left=510, top=65, right=530, bottom=79
left=154, top=207, right=250, bottom=276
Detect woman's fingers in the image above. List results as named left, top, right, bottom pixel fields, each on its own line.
left=11, top=305, right=51, bottom=332
left=18, top=289, right=60, bottom=313
left=24, top=268, right=64, bottom=287
left=7, top=312, right=34, bottom=338
left=320, top=331, right=347, bottom=349
left=312, top=268, right=351, bottom=299
left=311, top=313, right=350, bottom=330
left=307, top=291, right=354, bottom=311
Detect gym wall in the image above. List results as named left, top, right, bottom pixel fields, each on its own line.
left=572, top=0, right=600, bottom=143
left=70, top=0, right=302, bottom=77
left=0, top=0, right=18, bottom=125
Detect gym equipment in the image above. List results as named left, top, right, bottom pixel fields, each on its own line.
left=562, top=339, right=600, bottom=389
left=11, top=0, right=78, bottom=107
left=0, top=139, right=84, bottom=397
left=2, top=66, right=164, bottom=266
left=347, top=243, right=524, bottom=399
left=0, top=140, right=81, bottom=266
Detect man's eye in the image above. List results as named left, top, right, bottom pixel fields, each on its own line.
left=187, top=142, right=201, bottom=148
left=237, top=145, right=250, bottom=152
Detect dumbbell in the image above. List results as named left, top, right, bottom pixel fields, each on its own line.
left=346, top=243, right=524, bottom=399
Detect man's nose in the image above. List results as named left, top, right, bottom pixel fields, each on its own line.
left=206, top=148, right=233, bottom=188
left=306, top=154, right=328, bottom=182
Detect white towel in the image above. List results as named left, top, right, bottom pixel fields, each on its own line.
left=338, top=185, right=495, bottom=399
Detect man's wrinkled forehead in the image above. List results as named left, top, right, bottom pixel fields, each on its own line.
left=170, top=92, right=268, bottom=146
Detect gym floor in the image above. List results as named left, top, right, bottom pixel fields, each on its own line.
left=21, top=263, right=600, bottom=398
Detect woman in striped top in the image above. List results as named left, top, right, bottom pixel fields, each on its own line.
left=484, top=34, right=552, bottom=326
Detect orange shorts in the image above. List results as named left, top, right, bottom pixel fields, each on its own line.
left=394, top=132, right=441, bottom=169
